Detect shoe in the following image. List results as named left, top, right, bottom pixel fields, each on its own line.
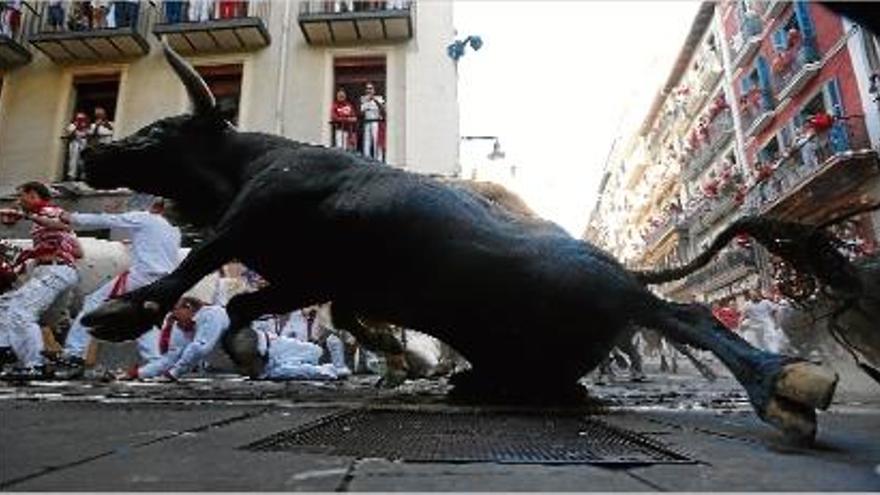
left=334, top=365, right=352, bottom=379
left=0, top=347, right=17, bottom=367
left=1, top=365, right=55, bottom=381
left=54, top=356, right=86, bottom=380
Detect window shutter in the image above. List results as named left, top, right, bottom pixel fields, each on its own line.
left=756, top=56, right=774, bottom=109
left=771, top=28, right=787, bottom=52
left=793, top=1, right=819, bottom=61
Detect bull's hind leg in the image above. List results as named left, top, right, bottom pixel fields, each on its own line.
left=646, top=302, right=838, bottom=442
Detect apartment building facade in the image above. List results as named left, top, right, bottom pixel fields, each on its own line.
left=588, top=0, right=880, bottom=303
left=0, top=0, right=460, bottom=197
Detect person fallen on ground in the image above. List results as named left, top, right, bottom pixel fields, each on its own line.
left=51, top=197, right=181, bottom=378
left=120, top=297, right=228, bottom=381
left=0, top=182, right=82, bottom=379
left=226, top=323, right=346, bottom=381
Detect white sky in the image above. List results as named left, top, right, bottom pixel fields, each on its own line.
left=454, top=1, right=703, bottom=236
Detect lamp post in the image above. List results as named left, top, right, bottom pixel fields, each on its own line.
left=447, top=35, right=483, bottom=62
left=460, top=135, right=505, bottom=161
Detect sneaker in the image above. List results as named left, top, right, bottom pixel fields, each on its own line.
left=54, top=356, right=86, bottom=380
left=0, top=347, right=16, bottom=367
left=334, top=365, right=352, bottom=379
left=1, top=365, right=55, bottom=382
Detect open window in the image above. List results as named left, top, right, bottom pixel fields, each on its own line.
left=61, top=73, right=120, bottom=181
left=196, top=64, right=243, bottom=126
left=332, top=56, right=387, bottom=161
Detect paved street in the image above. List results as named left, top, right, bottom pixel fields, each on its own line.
left=2, top=354, right=879, bottom=492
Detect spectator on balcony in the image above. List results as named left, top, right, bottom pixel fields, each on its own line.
left=330, top=88, right=358, bottom=152
left=89, top=106, right=114, bottom=146
left=0, top=0, right=22, bottom=37
left=189, top=0, right=213, bottom=22
left=113, top=0, right=138, bottom=28
left=163, top=0, right=187, bottom=23
left=360, top=82, right=385, bottom=162
left=92, top=0, right=111, bottom=28
left=68, top=1, right=93, bottom=31
left=47, top=1, right=65, bottom=31
left=218, top=0, right=246, bottom=19
left=64, top=112, right=91, bottom=182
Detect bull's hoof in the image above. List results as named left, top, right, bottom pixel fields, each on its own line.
left=773, top=361, right=838, bottom=411
left=753, top=360, right=838, bottom=443
left=83, top=299, right=163, bottom=342
left=763, top=395, right=817, bottom=442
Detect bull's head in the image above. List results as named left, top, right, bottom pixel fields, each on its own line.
left=81, top=41, right=231, bottom=196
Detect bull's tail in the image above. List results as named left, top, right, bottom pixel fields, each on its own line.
left=633, top=214, right=864, bottom=297
left=633, top=216, right=760, bottom=285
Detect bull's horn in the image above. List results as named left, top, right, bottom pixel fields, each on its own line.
left=162, top=39, right=215, bottom=115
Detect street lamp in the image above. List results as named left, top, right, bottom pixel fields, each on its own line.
left=447, top=35, right=483, bottom=62
left=461, top=135, right=505, bottom=161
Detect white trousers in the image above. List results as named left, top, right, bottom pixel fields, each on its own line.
left=362, top=121, right=383, bottom=161
left=64, top=270, right=162, bottom=361
left=0, top=265, right=78, bottom=367
left=188, top=0, right=212, bottom=21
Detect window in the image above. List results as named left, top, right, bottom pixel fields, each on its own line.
left=197, top=64, right=243, bottom=126
left=333, top=56, right=387, bottom=162
left=72, top=73, right=120, bottom=120
left=758, top=136, right=781, bottom=164
left=61, top=73, right=120, bottom=181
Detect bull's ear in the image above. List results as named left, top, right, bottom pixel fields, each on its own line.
left=162, top=39, right=216, bottom=115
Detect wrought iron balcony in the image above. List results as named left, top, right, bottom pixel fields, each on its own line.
left=741, top=91, right=775, bottom=137
left=26, top=1, right=150, bottom=63
left=683, top=109, right=735, bottom=181
left=298, top=0, right=414, bottom=45
left=153, top=1, right=271, bottom=54
left=771, top=41, right=822, bottom=103
left=0, top=2, right=33, bottom=69
left=730, top=15, right=763, bottom=70
left=746, top=115, right=877, bottom=217
left=675, top=248, right=757, bottom=294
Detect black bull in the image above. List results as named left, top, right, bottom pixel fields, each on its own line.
left=79, top=41, right=845, bottom=442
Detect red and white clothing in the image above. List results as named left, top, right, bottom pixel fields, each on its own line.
left=331, top=100, right=358, bottom=151
left=0, top=204, right=80, bottom=367
left=138, top=305, right=229, bottom=379
left=63, top=211, right=181, bottom=360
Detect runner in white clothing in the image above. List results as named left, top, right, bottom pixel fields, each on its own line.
left=56, top=198, right=181, bottom=376
left=136, top=298, right=229, bottom=380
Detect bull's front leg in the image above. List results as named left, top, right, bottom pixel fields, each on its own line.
left=83, top=231, right=237, bottom=342
left=647, top=302, right=838, bottom=442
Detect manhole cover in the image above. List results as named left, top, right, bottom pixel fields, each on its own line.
left=244, top=409, right=694, bottom=465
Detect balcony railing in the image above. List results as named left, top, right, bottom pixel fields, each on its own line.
left=328, top=120, right=386, bottom=163
left=746, top=115, right=868, bottom=214
left=740, top=89, right=775, bottom=137
left=761, top=0, right=787, bottom=20
left=643, top=212, right=680, bottom=249
left=730, top=14, right=763, bottom=70
left=298, top=0, right=414, bottom=45
left=153, top=0, right=271, bottom=54
left=771, top=40, right=822, bottom=103
left=0, top=2, right=34, bottom=68
left=683, top=109, right=735, bottom=181
left=27, top=1, right=151, bottom=63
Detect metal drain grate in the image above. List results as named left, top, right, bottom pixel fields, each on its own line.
left=244, top=409, right=694, bottom=465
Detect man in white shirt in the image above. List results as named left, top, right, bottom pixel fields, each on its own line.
left=136, top=298, right=229, bottom=380
left=740, top=290, right=782, bottom=352
left=55, top=197, right=181, bottom=377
